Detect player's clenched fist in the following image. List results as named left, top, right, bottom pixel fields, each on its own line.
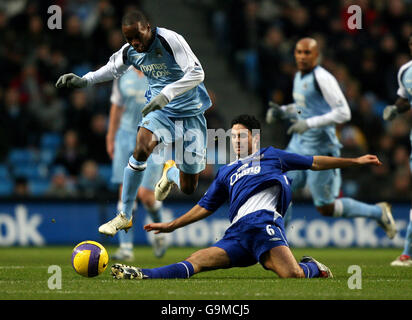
left=55, top=73, right=88, bottom=89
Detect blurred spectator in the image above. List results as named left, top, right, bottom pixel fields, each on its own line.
left=77, top=159, right=107, bottom=198
left=46, top=167, right=77, bottom=198
left=54, top=130, right=87, bottom=178
left=65, top=89, right=93, bottom=140
left=14, top=177, right=30, bottom=198
left=86, top=113, right=111, bottom=164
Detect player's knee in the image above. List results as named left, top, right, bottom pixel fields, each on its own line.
left=133, top=145, right=151, bottom=162
left=316, top=204, right=334, bottom=217
left=137, top=188, right=155, bottom=207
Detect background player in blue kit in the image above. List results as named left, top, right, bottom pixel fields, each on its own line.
left=56, top=10, right=212, bottom=237
left=266, top=37, right=396, bottom=239
left=383, top=34, right=412, bottom=267
left=110, top=115, right=383, bottom=280
left=104, top=67, right=166, bottom=261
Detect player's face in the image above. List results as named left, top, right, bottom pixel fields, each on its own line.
left=294, top=43, right=318, bottom=73
left=122, top=22, right=152, bottom=53
left=231, top=124, right=254, bottom=158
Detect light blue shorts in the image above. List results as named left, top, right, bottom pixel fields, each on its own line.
left=286, top=148, right=341, bottom=207
left=111, top=128, right=163, bottom=190
left=139, top=110, right=207, bottom=174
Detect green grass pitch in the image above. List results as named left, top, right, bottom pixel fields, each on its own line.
left=0, top=246, right=411, bottom=300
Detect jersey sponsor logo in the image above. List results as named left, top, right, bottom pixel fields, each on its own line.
left=139, top=63, right=171, bottom=79
left=230, top=165, right=261, bottom=186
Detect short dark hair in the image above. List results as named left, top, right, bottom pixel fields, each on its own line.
left=122, top=10, right=149, bottom=26
left=231, top=114, right=261, bottom=135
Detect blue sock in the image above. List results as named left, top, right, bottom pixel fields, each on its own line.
left=121, top=156, right=146, bottom=216
left=166, top=166, right=180, bottom=188
left=299, top=262, right=320, bottom=278
left=336, top=198, right=382, bottom=220
left=142, top=261, right=194, bottom=279
left=402, top=214, right=412, bottom=256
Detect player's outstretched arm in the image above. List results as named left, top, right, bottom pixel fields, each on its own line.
left=144, top=204, right=213, bottom=234
left=311, top=154, right=382, bottom=171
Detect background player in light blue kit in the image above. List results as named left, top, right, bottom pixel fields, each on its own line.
left=106, top=67, right=166, bottom=261
left=110, top=115, right=385, bottom=280
left=383, top=34, right=412, bottom=267
left=56, top=10, right=211, bottom=237
left=266, top=38, right=396, bottom=239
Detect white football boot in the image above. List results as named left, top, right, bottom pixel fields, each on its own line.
left=376, top=202, right=397, bottom=239
left=390, top=254, right=412, bottom=267
left=154, top=160, right=177, bottom=201
left=111, top=264, right=148, bottom=280
left=98, top=212, right=133, bottom=237
left=153, top=233, right=167, bottom=258
left=300, top=256, right=333, bottom=278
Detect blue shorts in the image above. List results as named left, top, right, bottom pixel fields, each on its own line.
left=139, top=110, right=207, bottom=175
left=111, top=128, right=163, bottom=190
left=213, top=210, right=289, bottom=268
left=286, top=148, right=341, bottom=207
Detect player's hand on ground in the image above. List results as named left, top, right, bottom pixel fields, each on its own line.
left=142, top=93, right=169, bottom=117
left=55, top=73, right=87, bottom=89
left=287, top=119, right=309, bottom=134
left=383, top=105, right=398, bottom=121
left=356, top=154, right=382, bottom=166
left=144, top=222, right=175, bottom=234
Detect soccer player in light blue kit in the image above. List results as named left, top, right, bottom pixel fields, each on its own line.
left=56, top=10, right=211, bottom=237
left=106, top=67, right=166, bottom=260
left=266, top=38, right=396, bottom=239
left=109, top=115, right=383, bottom=280
left=383, top=34, right=412, bottom=267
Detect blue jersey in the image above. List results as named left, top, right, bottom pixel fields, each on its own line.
left=198, top=146, right=313, bottom=221
left=288, top=66, right=351, bottom=156
left=110, top=69, right=148, bottom=132
left=123, top=27, right=211, bottom=118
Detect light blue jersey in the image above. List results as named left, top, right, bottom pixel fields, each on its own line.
left=287, top=65, right=351, bottom=156
left=397, top=60, right=412, bottom=170
left=285, top=65, right=351, bottom=207
left=111, top=68, right=148, bottom=132
left=123, top=27, right=211, bottom=117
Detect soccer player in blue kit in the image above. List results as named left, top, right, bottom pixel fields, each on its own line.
left=56, top=10, right=211, bottom=236
left=266, top=37, right=396, bottom=239
left=110, top=115, right=383, bottom=280
left=383, top=34, right=412, bottom=267
left=104, top=67, right=167, bottom=260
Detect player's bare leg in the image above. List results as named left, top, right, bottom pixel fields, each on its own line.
left=185, top=246, right=231, bottom=273
left=155, top=165, right=200, bottom=200
left=261, top=245, right=332, bottom=278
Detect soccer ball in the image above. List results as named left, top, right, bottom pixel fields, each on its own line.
left=71, top=240, right=109, bottom=277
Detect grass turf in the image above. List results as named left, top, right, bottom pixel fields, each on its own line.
left=0, top=246, right=411, bottom=300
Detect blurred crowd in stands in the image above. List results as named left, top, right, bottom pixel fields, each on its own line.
left=202, top=0, right=412, bottom=201
left=0, top=0, right=411, bottom=202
